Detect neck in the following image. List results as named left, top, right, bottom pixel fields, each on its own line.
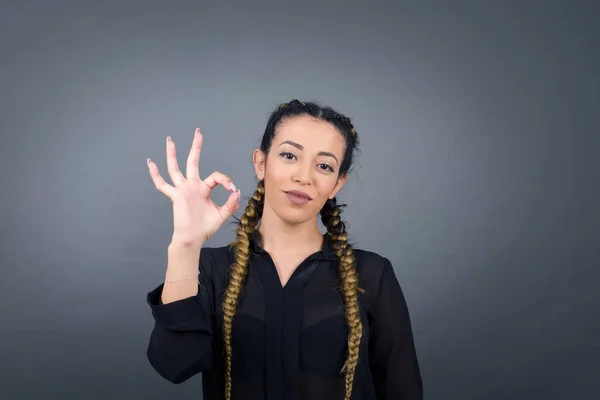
left=257, top=201, right=323, bottom=256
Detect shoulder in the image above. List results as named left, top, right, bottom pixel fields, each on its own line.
left=198, top=244, right=235, bottom=286
left=352, top=247, right=401, bottom=309
left=353, top=248, right=393, bottom=284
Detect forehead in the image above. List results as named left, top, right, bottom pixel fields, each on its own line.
left=274, top=115, right=346, bottom=154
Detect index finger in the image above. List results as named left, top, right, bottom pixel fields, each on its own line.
left=186, top=128, right=203, bottom=180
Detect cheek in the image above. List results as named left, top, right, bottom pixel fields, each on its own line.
left=315, top=178, right=338, bottom=198
left=264, top=164, right=286, bottom=184
left=263, top=164, right=289, bottom=195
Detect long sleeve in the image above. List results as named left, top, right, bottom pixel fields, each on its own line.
left=146, top=252, right=216, bottom=384
left=369, top=258, right=423, bottom=399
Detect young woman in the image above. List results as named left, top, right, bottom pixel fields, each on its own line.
left=145, top=100, right=423, bottom=400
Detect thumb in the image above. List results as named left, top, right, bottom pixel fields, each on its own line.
left=219, top=189, right=241, bottom=220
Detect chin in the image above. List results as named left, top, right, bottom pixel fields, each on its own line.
left=277, top=209, right=313, bottom=225
left=273, top=203, right=318, bottom=225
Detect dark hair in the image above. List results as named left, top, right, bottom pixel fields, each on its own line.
left=222, top=99, right=361, bottom=400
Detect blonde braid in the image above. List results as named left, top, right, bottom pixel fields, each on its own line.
left=222, top=180, right=265, bottom=400
left=321, top=198, right=363, bottom=400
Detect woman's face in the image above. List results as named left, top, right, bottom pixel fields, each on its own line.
left=253, top=115, right=348, bottom=225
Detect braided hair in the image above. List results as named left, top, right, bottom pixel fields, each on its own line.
left=223, top=100, right=361, bottom=400
left=320, top=196, right=363, bottom=399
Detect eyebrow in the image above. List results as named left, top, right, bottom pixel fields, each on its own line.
left=279, top=140, right=339, bottom=163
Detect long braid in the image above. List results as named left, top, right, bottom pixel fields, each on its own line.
left=321, top=197, right=363, bottom=400
left=222, top=180, right=265, bottom=400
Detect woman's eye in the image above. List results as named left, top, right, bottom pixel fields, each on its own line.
left=319, top=164, right=334, bottom=172
left=280, top=152, right=296, bottom=160
left=280, top=152, right=334, bottom=172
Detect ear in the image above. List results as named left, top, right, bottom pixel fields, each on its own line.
left=329, top=174, right=348, bottom=199
left=253, top=149, right=266, bottom=180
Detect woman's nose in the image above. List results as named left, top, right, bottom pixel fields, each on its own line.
left=292, top=162, right=311, bottom=184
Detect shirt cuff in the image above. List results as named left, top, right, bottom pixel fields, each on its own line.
left=146, top=283, right=210, bottom=330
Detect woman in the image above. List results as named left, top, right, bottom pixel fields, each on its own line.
left=145, top=100, right=423, bottom=400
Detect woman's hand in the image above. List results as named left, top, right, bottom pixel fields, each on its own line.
left=147, top=128, right=241, bottom=247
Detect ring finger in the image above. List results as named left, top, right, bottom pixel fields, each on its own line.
left=166, top=136, right=185, bottom=186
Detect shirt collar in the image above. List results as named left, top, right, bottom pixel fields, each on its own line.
left=249, top=230, right=336, bottom=262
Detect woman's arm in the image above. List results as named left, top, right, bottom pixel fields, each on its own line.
left=146, top=244, right=216, bottom=383
left=369, top=258, right=423, bottom=399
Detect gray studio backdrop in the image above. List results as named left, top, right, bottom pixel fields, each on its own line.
left=1, top=1, right=598, bottom=399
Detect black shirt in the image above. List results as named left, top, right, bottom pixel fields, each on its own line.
left=146, top=232, right=423, bottom=399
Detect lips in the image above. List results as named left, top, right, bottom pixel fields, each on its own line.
left=284, top=190, right=312, bottom=200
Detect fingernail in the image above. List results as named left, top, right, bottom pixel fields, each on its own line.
left=230, top=182, right=237, bottom=192
left=147, top=158, right=151, bottom=165
left=195, top=127, right=200, bottom=133
left=166, top=136, right=171, bottom=142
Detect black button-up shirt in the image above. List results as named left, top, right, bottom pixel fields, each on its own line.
left=146, top=232, right=423, bottom=399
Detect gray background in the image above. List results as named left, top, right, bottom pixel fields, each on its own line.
left=1, top=0, right=598, bottom=399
